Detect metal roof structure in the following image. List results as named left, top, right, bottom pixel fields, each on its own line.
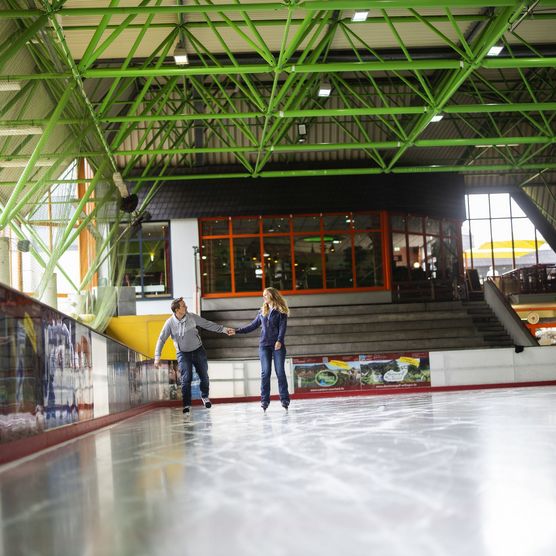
left=1, top=1, right=556, bottom=282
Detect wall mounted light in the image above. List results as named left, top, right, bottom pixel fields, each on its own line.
left=487, top=44, right=503, bottom=57
left=318, top=80, right=332, bottom=97
left=352, top=10, right=369, bottom=22
left=297, top=123, right=307, bottom=143
left=173, top=45, right=189, bottom=65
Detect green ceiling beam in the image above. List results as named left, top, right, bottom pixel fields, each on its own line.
left=299, top=1, right=539, bottom=7
left=386, top=3, right=527, bottom=171
left=482, top=57, right=556, bottom=69
left=126, top=160, right=556, bottom=182
left=0, top=13, right=49, bottom=71
left=2, top=135, right=552, bottom=159
left=82, top=65, right=274, bottom=78
left=6, top=1, right=555, bottom=19
left=288, top=57, right=556, bottom=73
left=8, top=102, right=556, bottom=126
left=6, top=56, right=555, bottom=83
left=0, top=83, right=76, bottom=229
left=60, top=14, right=495, bottom=32
left=107, top=33, right=178, bottom=150
left=270, top=136, right=555, bottom=152
left=46, top=12, right=120, bottom=178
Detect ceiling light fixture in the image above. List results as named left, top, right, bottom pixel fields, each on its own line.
left=173, top=45, right=189, bottom=65
left=0, top=80, right=22, bottom=92
left=352, top=10, right=369, bottom=22
left=0, top=126, right=43, bottom=136
left=487, top=44, right=504, bottom=57
left=430, top=114, right=444, bottom=122
left=297, top=123, right=307, bottom=143
left=318, top=80, right=332, bottom=98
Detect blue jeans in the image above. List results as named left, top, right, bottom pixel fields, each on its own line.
left=176, top=346, right=209, bottom=407
left=259, top=345, right=289, bottom=407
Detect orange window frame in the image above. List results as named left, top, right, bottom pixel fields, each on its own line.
left=199, top=211, right=390, bottom=298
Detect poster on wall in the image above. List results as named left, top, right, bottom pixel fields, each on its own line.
left=293, top=355, right=361, bottom=393
left=360, top=352, right=430, bottom=389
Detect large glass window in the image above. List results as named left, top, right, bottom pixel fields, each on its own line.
left=294, top=236, right=323, bottom=290
left=233, top=237, right=261, bottom=292
left=201, top=238, right=231, bottom=293
left=200, top=211, right=385, bottom=296
left=122, top=222, right=172, bottom=298
left=391, top=214, right=461, bottom=282
left=263, top=237, right=293, bottom=290
left=324, top=235, right=352, bottom=288
left=463, top=193, right=556, bottom=283
left=354, top=232, right=383, bottom=287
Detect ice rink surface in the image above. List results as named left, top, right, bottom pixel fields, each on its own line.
left=2, top=387, right=556, bottom=556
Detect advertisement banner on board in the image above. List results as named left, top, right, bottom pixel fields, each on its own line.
left=360, top=351, right=430, bottom=389
left=293, top=355, right=361, bottom=393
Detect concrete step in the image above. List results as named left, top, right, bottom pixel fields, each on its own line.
left=203, top=316, right=476, bottom=337
left=202, top=301, right=463, bottom=321
left=207, top=336, right=489, bottom=360
left=203, top=326, right=479, bottom=348
left=208, top=309, right=472, bottom=328
left=202, top=298, right=515, bottom=360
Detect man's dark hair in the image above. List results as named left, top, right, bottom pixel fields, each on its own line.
left=171, top=297, right=183, bottom=314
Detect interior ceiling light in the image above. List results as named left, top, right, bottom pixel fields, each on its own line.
left=0, top=80, right=21, bottom=92
left=0, top=126, right=43, bottom=136
left=352, top=10, right=369, bottom=22
left=318, top=80, right=332, bottom=98
left=430, top=114, right=444, bottom=122
left=173, top=45, right=189, bottom=65
left=487, top=44, right=504, bottom=56
left=0, top=159, right=54, bottom=167
left=297, top=123, right=307, bottom=143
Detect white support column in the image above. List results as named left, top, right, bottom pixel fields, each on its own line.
left=0, top=237, right=11, bottom=286
left=41, top=272, right=58, bottom=309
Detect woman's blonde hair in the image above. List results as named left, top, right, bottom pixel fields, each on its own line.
left=261, top=287, right=290, bottom=316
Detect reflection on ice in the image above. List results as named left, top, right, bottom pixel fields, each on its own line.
left=2, top=387, right=556, bottom=556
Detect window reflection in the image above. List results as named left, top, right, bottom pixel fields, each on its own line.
left=324, top=235, right=352, bottom=288
left=121, top=222, right=171, bottom=298
left=201, top=238, right=231, bottom=293
left=354, top=233, right=383, bottom=286
left=263, top=237, right=293, bottom=290
left=233, top=238, right=262, bottom=292
left=294, top=236, right=323, bottom=290
left=391, top=214, right=460, bottom=283
left=293, top=215, right=320, bottom=232
left=232, top=217, right=259, bottom=235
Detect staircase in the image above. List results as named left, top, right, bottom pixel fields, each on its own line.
left=201, top=300, right=514, bottom=360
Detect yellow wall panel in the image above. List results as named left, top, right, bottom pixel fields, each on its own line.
left=106, top=315, right=176, bottom=360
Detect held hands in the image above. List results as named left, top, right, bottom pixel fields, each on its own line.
left=274, top=341, right=282, bottom=350
left=225, top=327, right=236, bottom=336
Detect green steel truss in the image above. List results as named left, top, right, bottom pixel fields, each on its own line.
left=1, top=0, right=556, bottom=308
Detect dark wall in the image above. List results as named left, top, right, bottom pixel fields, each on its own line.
left=140, top=173, right=466, bottom=221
